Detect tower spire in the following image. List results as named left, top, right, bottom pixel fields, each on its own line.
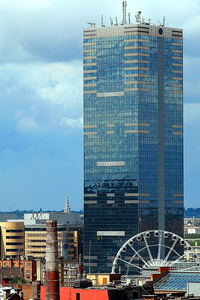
left=64, top=194, right=70, bottom=214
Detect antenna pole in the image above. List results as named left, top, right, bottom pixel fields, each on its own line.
left=101, top=15, right=104, bottom=27
left=122, top=1, right=127, bottom=25
left=163, top=16, right=166, bottom=27
left=110, top=17, right=113, bottom=26
left=128, top=12, right=131, bottom=24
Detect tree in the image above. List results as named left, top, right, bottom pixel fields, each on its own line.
left=11, top=276, right=27, bottom=284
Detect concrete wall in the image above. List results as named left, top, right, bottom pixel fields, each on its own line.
left=24, top=212, right=83, bottom=225
left=187, top=282, right=200, bottom=296
left=41, top=286, right=108, bottom=300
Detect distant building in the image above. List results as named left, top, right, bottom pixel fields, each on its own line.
left=184, top=218, right=200, bottom=235
left=0, top=258, right=37, bottom=282
left=0, top=222, right=25, bottom=258
left=25, top=223, right=83, bottom=261
left=187, top=228, right=200, bottom=234
left=0, top=212, right=83, bottom=285
left=58, top=259, right=80, bottom=286
left=0, top=211, right=83, bottom=261
left=0, top=213, right=18, bottom=222
left=23, top=212, right=83, bottom=261
left=23, top=211, right=83, bottom=226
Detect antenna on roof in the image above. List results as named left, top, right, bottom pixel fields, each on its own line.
left=135, top=11, right=142, bottom=24
left=122, top=1, right=127, bottom=25
left=128, top=12, right=131, bottom=24
left=163, top=16, right=166, bottom=27
left=115, top=17, right=118, bottom=26
left=110, top=17, right=113, bottom=26
left=87, top=22, right=96, bottom=28
left=101, top=15, right=105, bottom=27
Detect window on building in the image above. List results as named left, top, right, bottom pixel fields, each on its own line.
left=6, top=236, right=23, bottom=239
left=76, top=293, right=80, bottom=300
left=6, top=230, right=24, bottom=233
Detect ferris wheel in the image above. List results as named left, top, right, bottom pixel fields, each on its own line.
left=111, top=230, right=199, bottom=274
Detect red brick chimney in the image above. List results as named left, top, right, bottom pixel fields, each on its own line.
left=45, top=220, right=60, bottom=300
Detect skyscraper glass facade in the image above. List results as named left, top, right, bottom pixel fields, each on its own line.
left=83, top=23, right=183, bottom=273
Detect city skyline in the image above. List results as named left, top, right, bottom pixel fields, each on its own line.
left=0, top=0, right=199, bottom=211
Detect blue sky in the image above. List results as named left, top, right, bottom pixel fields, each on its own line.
left=0, top=0, right=199, bottom=211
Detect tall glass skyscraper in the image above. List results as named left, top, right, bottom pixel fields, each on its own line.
left=83, top=14, right=183, bottom=273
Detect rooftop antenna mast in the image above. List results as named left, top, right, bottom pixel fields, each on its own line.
left=122, top=1, right=127, bottom=25
left=87, top=22, right=96, bottom=28
left=101, top=15, right=105, bottom=27
left=135, top=11, right=142, bottom=24
left=110, top=17, right=113, bottom=26
left=128, top=12, right=131, bottom=24
left=163, top=16, right=166, bottom=27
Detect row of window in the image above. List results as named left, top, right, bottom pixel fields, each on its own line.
left=6, top=236, right=24, bottom=239
left=6, top=242, right=23, bottom=245
left=6, top=230, right=24, bottom=233
left=84, top=35, right=182, bottom=44
left=6, top=249, right=24, bottom=252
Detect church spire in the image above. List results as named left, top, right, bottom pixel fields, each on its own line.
left=64, top=194, right=70, bottom=214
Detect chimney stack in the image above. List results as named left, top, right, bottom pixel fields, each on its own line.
left=45, top=220, right=60, bottom=300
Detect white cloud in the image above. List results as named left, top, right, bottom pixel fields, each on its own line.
left=16, top=110, right=39, bottom=131
left=33, top=61, right=82, bottom=106
left=0, top=60, right=82, bottom=131
left=60, top=117, right=83, bottom=129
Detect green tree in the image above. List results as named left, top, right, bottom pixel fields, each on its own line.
left=11, top=276, right=27, bottom=284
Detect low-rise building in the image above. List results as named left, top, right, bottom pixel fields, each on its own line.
left=0, top=210, right=83, bottom=285
left=0, top=258, right=37, bottom=282
left=0, top=222, right=25, bottom=259
left=23, top=212, right=83, bottom=261
left=24, top=223, right=83, bottom=261
left=184, top=218, right=200, bottom=235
